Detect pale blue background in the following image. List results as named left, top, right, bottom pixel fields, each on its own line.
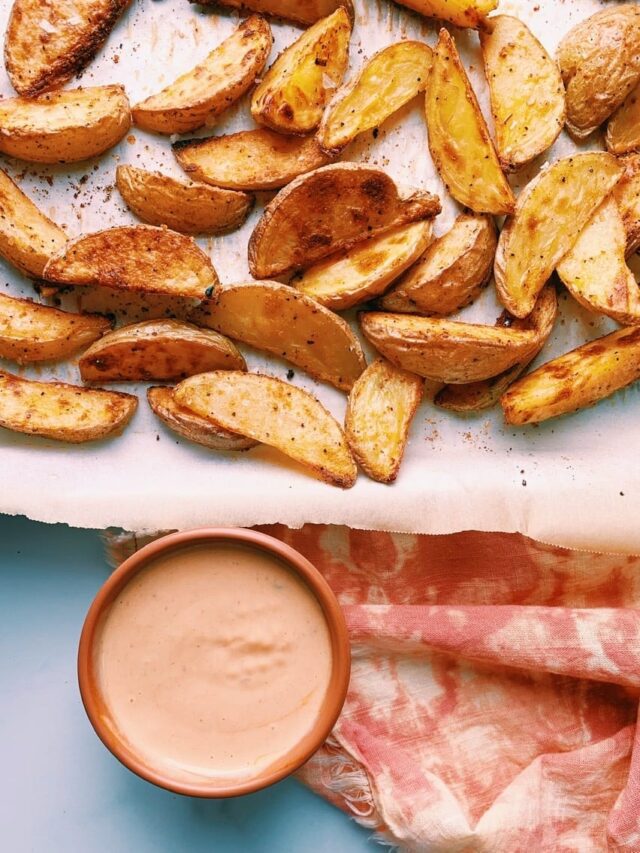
left=0, top=515, right=375, bottom=853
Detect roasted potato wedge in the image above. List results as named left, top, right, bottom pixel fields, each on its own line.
left=480, top=15, right=565, bottom=172
left=175, top=372, right=357, bottom=488
left=248, top=163, right=441, bottom=278
left=192, top=0, right=354, bottom=26
left=606, top=82, right=640, bottom=156
left=174, top=129, right=332, bottom=192
left=43, top=226, right=219, bottom=300
left=79, top=319, right=245, bottom=382
left=426, top=29, right=514, bottom=215
left=502, top=326, right=640, bottom=425
left=614, top=155, right=640, bottom=255
left=251, top=8, right=351, bottom=135
left=317, top=41, right=433, bottom=155
left=494, top=153, right=622, bottom=318
left=78, top=287, right=196, bottom=324
left=295, top=221, right=433, bottom=311
left=132, top=16, right=272, bottom=134
left=190, top=281, right=366, bottom=391
left=345, top=358, right=424, bottom=484
left=380, top=214, right=496, bottom=316
left=0, top=370, right=136, bottom=442
left=115, top=166, right=253, bottom=235
left=4, top=0, right=131, bottom=97
left=0, top=169, right=67, bottom=278
left=394, top=0, right=496, bottom=28
left=147, top=385, right=257, bottom=451
left=558, top=5, right=640, bottom=139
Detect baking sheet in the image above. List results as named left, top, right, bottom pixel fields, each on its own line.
left=2, top=0, right=638, bottom=552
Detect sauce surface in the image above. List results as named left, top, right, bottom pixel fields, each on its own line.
left=95, top=542, right=333, bottom=783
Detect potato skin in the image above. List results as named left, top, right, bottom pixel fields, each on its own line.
left=191, top=0, right=354, bottom=27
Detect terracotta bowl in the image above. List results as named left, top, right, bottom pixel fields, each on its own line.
left=78, top=527, right=351, bottom=797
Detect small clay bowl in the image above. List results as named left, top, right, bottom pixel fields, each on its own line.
left=78, top=527, right=351, bottom=797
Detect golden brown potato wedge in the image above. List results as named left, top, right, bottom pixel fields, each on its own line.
left=79, top=319, right=245, bottom=382
left=77, top=287, right=197, bottom=324
left=132, top=16, right=272, bottom=134
left=426, top=29, right=514, bottom=215
left=173, top=129, right=333, bottom=191
left=558, top=5, right=640, bottom=139
left=0, top=370, right=137, bottom=442
left=380, top=214, right=496, bottom=315
left=43, top=226, right=219, bottom=300
left=502, top=326, right=640, bottom=425
left=192, top=0, right=354, bottom=26
left=0, top=169, right=67, bottom=278
left=147, top=385, right=257, bottom=451
left=295, top=221, right=433, bottom=311
left=480, top=15, right=565, bottom=172
left=614, top=155, right=640, bottom=255
left=394, top=0, right=496, bottom=28
left=345, top=358, right=424, bottom=484
left=115, top=166, right=253, bottom=235
left=0, top=86, right=130, bottom=164
left=606, top=82, right=640, bottom=156
left=251, top=8, right=351, bottom=135
left=190, top=281, right=366, bottom=391
left=4, top=0, right=131, bottom=97
left=494, top=153, right=622, bottom=318
left=317, top=41, right=433, bottom=155
left=248, top=163, right=441, bottom=278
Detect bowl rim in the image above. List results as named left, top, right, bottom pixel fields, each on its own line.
left=77, top=527, right=351, bottom=798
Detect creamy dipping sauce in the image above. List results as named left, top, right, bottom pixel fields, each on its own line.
left=95, top=543, right=333, bottom=784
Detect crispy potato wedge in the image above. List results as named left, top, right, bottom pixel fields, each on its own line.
left=248, top=163, right=441, bottom=278
left=251, top=8, right=351, bottom=135
left=558, top=5, right=640, bottom=139
left=606, top=82, right=640, bottom=156
left=502, top=326, right=640, bottom=425
left=295, top=221, right=433, bottom=311
left=394, top=0, right=496, bottom=28
left=345, top=358, right=424, bottom=484
left=175, top=372, right=356, bottom=487
left=480, top=15, right=565, bottom=172
left=317, top=42, right=433, bottom=155
left=614, top=155, right=640, bottom=256
left=494, top=153, right=622, bottom=318
left=192, top=0, right=354, bottom=26
left=132, top=16, right=272, bottom=134
left=190, top=281, right=366, bottom=391
left=0, top=86, right=130, bottom=164
left=174, top=129, right=332, bottom=191
left=0, top=370, right=136, bottom=442
left=426, top=29, right=514, bottom=215
left=79, top=319, right=245, bottom=382
left=77, top=287, right=197, bottom=324
left=0, top=169, right=67, bottom=278
left=115, top=166, right=253, bottom=235
left=147, top=385, right=257, bottom=451
left=43, top=226, right=219, bottom=300
left=4, top=0, right=131, bottom=97
left=380, top=214, right=496, bottom=316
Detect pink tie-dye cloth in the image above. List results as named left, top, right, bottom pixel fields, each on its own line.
left=107, top=526, right=640, bottom=851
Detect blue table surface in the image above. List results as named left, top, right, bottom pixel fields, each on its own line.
left=0, top=515, right=375, bottom=853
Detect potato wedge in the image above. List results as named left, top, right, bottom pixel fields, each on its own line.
left=175, top=372, right=356, bottom=487
left=480, top=15, right=565, bottom=172
left=174, top=129, right=332, bottom=192
left=558, top=5, right=640, bottom=139
left=317, top=41, right=433, bottom=155
left=248, top=163, right=441, bottom=278
left=0, top=86, right=130, bottom=164
left=190, top=281, right=366, bottom=391
left=0, top=169, right=67, bottom=278
left=43, top=226, right=219, bottom=300
left=115, top=166, right=253, bottom=235
left=295, top=221, right=433, bottom=311
left=394, top=0, right=496, bottom=28
left=4, top=0, right=131, bottom=97
left=192, top=0, right=353, bottom=26
left=79, top=319, right=245, bottom=382
left=0, top=370, right=136, bottom=442
left=502, top=326, right=640, bottom=425
left=132, top=16, right=272, bottom=134
left=606, top=82, right=640, bottom=156
left=614, top=155, right=640, bottom=256
left=345, top=358, right=424, bottom=484
left=147, top=385, right=257, bottom=451
left=380, top=214, right=496, bottom=316
left=251, top=8, right=351, bottom=135
left=494, top=153, right=622, bottom=318
left=425, top=29, right=514, bottom=215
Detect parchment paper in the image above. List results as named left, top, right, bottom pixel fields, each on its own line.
left=2, top=0, right=637, bottom=552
